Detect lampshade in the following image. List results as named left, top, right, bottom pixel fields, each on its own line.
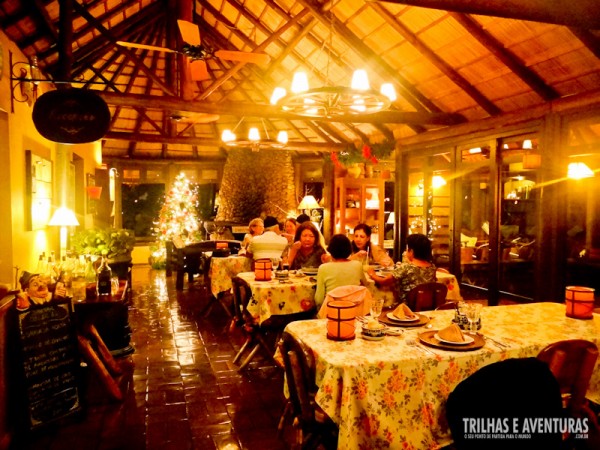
left=298, top=195, right=320, bottom=210
left=565, top=286, right=595, bottom=319
left=48, top=206, right=79, bottom=227
left=86, top=185, right=103, bottom=199
left=386, top=212, right=395, bottom=225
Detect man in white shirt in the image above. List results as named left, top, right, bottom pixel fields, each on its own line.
left=248, top=216, right=288, bottom=265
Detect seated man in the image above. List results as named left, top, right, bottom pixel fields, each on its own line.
left=248, top=216, right=288, bottom=265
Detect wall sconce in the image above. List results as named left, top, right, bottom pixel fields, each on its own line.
left=86, top=186, right=103, bottom=199
left=567, top=162, right=594, bottom=179
left=10, top=51, right=42, bottom=112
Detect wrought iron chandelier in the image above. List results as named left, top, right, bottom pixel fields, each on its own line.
left=221, top=118, right=288, bottom=152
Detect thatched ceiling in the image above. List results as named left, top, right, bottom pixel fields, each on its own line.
left=2, top=0, right=600, bottom=161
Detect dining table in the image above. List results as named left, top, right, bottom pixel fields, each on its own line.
left=366, top=268, right=462, bottom=307
left=236, top=271, right=317, bottom=325
left=209, top=255, right=252, bottom=298
left=283, top=302, right=600, bottom=450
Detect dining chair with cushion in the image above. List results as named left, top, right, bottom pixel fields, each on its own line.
left=278, top=331, right=338, bottom=450
left=406, top=282, right=448, bottom=312
left=537, top=339, right=600, bottom=431
left=446, top=357, right=564, bottom=450
left=435, top=301, right=458, bottom=311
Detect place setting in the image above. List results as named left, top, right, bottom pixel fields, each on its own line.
left=359, top=298, right=404, bottom=340
left=418, top=303, right=486, bottom=351
left=378, top=303, right=431, bottom=327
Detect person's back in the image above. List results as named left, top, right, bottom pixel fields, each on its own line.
left=248, top=216, right=287, bottom=263
left=315, top=234, right=367, bottom=307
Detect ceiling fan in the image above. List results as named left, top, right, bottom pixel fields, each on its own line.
left=117, top=19, right=270, bottom=81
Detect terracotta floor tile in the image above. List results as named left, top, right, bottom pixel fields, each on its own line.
left=12, top=266, right=293, bottom=450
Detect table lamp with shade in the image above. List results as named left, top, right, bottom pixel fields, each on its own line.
left=48, top=206, right=79, bottom=260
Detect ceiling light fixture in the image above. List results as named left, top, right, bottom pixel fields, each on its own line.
left=269, top=14, right=396, bottom=118
left=221, top=118, right=288, bottom=152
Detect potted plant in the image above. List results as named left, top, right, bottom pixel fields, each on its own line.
left=71, top=227, right=136, bottom=264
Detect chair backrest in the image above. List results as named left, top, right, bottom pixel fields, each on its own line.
left=537, top=339, right=599, bottom=417
left=446, top=357, right=563, bottom=450
left=278, top=331, right=317, bottom=424
left=406, top=282, right=448, bottom=312
left=435, top=301, right=458, bottom=311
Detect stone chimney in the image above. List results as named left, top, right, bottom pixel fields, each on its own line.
left=216, top=148, right=296, bottom=224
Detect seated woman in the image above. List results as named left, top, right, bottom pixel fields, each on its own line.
left=241, top=218, right=264, bottom=253
left=367, top=233, right=436, bottom=304
left=282, top=217, right=297, bottom=244
left=288, top=222, right=327, bottom=270
left=314, top=234, right=367, bottom=308
left=349, top=223, right=393, bottom=267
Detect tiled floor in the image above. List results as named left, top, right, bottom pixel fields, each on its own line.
left=11, top=266, right=293, bottom=450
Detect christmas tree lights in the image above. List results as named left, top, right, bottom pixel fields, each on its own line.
left=155, top=173, right=202, bottom=246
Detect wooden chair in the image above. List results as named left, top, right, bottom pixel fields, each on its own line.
left=435, top=301, right=458, bottom=311
left=278, top=332, right=338, bottom=450
left=537, top=339, right=599, bottom=431
left=406, top=282, right=448, bottom=312
left=231, top=276, right=285, bottom=370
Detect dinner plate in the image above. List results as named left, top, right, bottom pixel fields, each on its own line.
left=434, top=332, right=474, bottom=345
left=361, top=333, right=385, bottom=341
left=386, top=312, right=419, bottom=322
left=300, top=268, right=318, bottom=276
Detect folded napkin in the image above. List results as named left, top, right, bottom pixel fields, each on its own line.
left=438, top=323, right=465, bottom=342
left=393, top=303, right=416, bottom=320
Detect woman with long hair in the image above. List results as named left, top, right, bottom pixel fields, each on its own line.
left=349, top=223, right=393, bottom=267
left=287, top=222, right=327, bottom=270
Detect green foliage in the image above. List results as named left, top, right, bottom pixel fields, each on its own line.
left=72, top=228, right=136, bottom=259
left=328, top=140, right=395, bottom=168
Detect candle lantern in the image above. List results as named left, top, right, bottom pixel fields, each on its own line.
left=254, top=258, right=272, bottom=281
left=326, top=300, right=357, bottom=340
left=565, top=286, right=595, bottom=320
left=216, top=242, right=228, bottom=249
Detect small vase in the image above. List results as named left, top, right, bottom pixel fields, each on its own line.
left=347, top=163, right=362, bottom=179
left=365, top=165, right=374, bottom=178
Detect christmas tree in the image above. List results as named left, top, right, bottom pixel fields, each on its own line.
left=155, top=173, right=202, bottom=249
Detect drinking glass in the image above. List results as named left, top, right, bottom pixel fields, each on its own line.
left=466, top=303, right=482, bottom=333
left=370, top=298, right=384, bottom=322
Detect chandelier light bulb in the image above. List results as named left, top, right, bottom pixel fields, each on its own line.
left=270, top=87, right=286, bottom=105
left=277, top=131, right=288, bottom=144
left=291, top=72, right=309, bottom=93
left=380, top=83, right=396, bottom=101
left=221, top=129, right=235, bottom=142
left=522, top=139, right=533, bottom=149
left=248, top=127, right=260, bottom=141
left=351, top=69, right=370, bottom=90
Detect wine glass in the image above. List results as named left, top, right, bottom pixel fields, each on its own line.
left=466, top=303, right=482, bottom=333
left=370, top=298, right=384, bottom=322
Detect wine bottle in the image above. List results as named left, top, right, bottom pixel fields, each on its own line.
left=96, top=256, right=112, bottom=296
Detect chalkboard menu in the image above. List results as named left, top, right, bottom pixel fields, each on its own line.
left=16, top=300, right=81, bottom=428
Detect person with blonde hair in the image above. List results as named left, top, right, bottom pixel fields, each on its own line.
left=241, top=217, right=264, bottom=252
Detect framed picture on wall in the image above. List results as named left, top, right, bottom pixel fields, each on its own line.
left=25, top=150, right=52, bottom=231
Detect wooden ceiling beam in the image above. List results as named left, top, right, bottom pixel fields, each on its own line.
left=97, top=91, right=465, bottom=125
left=197, top=9, right=311, bottom=100
left=569, top=28, right=600, bottom=60
left=367, top=0, right=600, bottom=29
left=71, top=1, right=176, bottom=96
left=370, top=3, right=501, bottom=116
left=450, top=13, right=559, bottom=101
left=298, top=0, right=442, bottom=114
left=103, top=132, right=346, bottom=151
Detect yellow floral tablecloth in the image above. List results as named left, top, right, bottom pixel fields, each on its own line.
left=209, top=256, right=252, bottom=298
left=366, top=270, right=462, bottom=307
left=284, top=302, right=600, bottom=450
left=237, top=272, right=317, bottom=324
